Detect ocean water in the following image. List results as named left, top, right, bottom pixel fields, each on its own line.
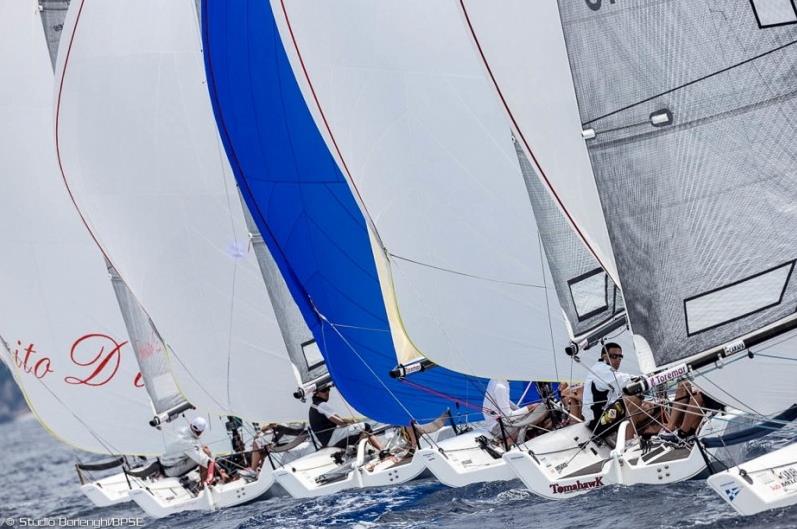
left=2, top=416, right=796, bottom=529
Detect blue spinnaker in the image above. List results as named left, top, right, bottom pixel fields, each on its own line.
left=201, top=0, right=542, bottom=424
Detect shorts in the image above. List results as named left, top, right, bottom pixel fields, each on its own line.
left=701, top=392, right=726, bottom=412
left=590, top=400, right=627, bottom=437
left=162, top=457, right=199, bottom=478
left=489, top=421, right=522, bottom=440
left=327, top=422, right=366, bottom=449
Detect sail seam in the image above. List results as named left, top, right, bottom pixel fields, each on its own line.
left=582, top=37, right=797, bottom=125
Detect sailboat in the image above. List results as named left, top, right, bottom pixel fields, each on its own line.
left=231, top=0, right=576, bottom=489
left=0, top=0, right=230, bottom=510
left=200, top=0, right=539, bottom=498
left=80, top=261, right=230, bottom=508
left=456, top=0, right=797, bottom=497
left=52, top=0, right=325, bottom=517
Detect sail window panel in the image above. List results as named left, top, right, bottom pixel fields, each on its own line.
left=684, top=261, right=794, bottom=335
left=750, top=0, right=797, bottom=28
left=301, top=339, right=325, bottom=372
left=568, top=268, right=610, bottom=321
left=150, top=373, right=181, bottom=404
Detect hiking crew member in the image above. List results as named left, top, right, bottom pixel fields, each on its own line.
left=160, top=417, right=227, bottom=484
left=582, top=343, right=634, bottom=436
left=308, top=387, right=382, bottom=450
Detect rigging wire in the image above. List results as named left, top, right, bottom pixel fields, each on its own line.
left=388, top=252, right=546, bottom=288
left=537, top=233, right=560, bottom=382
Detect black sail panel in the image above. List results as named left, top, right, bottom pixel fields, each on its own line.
left=514, top=138, right=625, bottom=341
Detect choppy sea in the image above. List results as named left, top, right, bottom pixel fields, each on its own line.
left=2, top=416, right=796, bottom=529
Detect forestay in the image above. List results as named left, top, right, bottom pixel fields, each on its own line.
left=269, top=0, right=568, bottom=381
left=203, top=0, right=505, bottom=425
left=54, top=0, right=306, bottom=423
left=0, top=0, right=165, bottom=455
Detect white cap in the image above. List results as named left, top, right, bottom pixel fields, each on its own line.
left=190, top=416, right=207, bottom=435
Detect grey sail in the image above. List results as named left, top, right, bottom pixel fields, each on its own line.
left=107, top=260, right=185, bottom=415
left=513, top=136, right=625, bottom=342
left=38, top=0, right=70, bottom=68
left=556, top=0, right=797, bottom=367
left=239, top=197, right=327, bottom=385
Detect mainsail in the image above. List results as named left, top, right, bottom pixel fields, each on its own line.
left=38, top=0, right=69, bottom=68
left=54, top=0, right=306, bottom=423
left=203, top=0, right=506, bottom=425
left=458, top=2, right=796, bottom=415
left=555, top=0, right=797, bottom=369
left=240, top=202, right=326, bottom=387
left=106, top=262, right=184, bottom=415
left=0, top=0, right=164, bottom=455
left=513, top=139, right=625, bottom=343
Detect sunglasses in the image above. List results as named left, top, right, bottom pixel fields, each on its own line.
left=608, top=353, right=624, bottom=360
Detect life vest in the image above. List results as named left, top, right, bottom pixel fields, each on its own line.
left=589, top=381, right=610, bottom=428
left=309, top=398, right=337, bottom=447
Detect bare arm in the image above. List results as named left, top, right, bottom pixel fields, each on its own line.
left=327, top=414, right=353, bottom=426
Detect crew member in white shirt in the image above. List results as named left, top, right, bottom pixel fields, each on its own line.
left=482, top=379, right=547, bottom=443
left=582, top=342, right=634, bottom=431
left=160, top=416, right=227, bottom=484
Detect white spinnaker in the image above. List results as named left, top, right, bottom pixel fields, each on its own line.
left=0, top=0, right=165, bottom=455
left=273, top=0, right=568, bottom=381
left=457, top=1, right=620, bottom=291
left=54, top=0, right=306, bottom=423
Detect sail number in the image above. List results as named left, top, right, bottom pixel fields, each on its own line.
left=586, top=0, right=616, bottom=10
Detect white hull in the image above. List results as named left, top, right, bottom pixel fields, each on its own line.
left=274, top=443, right=429, bottom=498
left=129, top=467, right=275, bottom=518
left=80, top=472, right=140, bottom=507
left=505, top=412, right=736, bottom=499
left=504, top=422, right=613, bottom=499
left=275, top=427, right=454, bottom=498
left=708, top=442, right=797, bottom=516
left=417, top=429, right=515, bottom=487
